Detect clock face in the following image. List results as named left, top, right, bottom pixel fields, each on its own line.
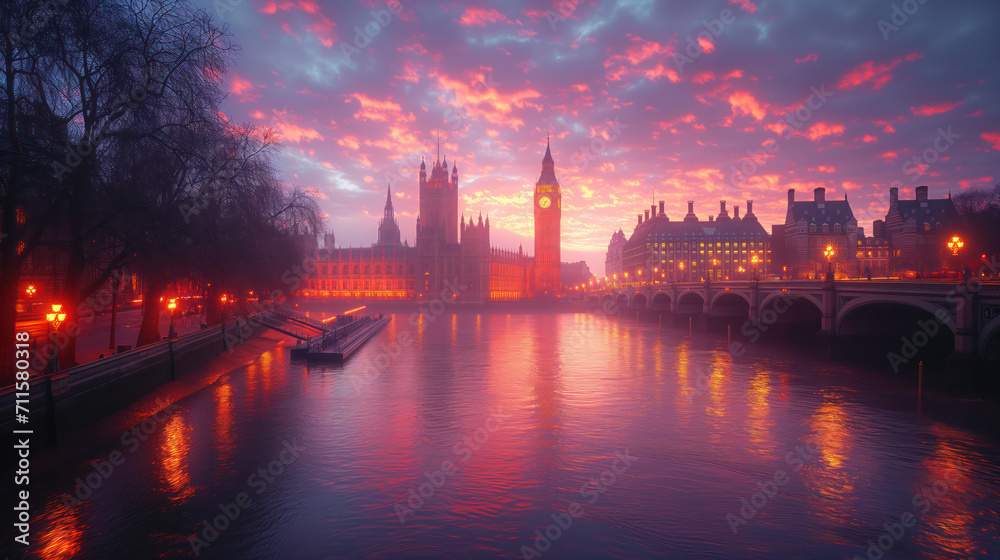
left=538, top=196, right=551, bottom=209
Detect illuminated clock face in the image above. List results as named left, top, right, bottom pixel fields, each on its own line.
left=538, top=196, right=551, bottom=209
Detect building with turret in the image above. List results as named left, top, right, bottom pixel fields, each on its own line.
left=620, top=199, right=770, bottom=282
left=605, top=228, right=626, bottom=278
left=304, top=140, right=560, bottom=301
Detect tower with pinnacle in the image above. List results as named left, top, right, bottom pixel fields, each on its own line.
left=533, top=133, right=562, bottom=296
left=375, top=183, right=402, bottom=246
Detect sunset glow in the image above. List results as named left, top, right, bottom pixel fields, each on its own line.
left=204, top=1, right=999, bottom=271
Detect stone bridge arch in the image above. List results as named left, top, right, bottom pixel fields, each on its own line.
left=650, top=291, right=671, bottom=311
left=631, top=292, right=648, bottom=308
left=836, top=296, right=956, bottom=336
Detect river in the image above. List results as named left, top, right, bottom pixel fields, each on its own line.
left=15, top=305, right=1000, bottom=559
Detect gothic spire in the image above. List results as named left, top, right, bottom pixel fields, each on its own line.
left=542, top=131, right=554, bottom=164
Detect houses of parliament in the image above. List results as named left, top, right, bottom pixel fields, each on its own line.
left=302, top=139, right=563, bottom=302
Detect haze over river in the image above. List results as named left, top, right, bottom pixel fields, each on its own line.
left=18, top=306, right=1000, bottom=559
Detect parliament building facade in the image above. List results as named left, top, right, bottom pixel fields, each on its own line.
left=302, top=141, right=563, bottom=302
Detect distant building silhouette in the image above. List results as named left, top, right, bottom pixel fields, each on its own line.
left=604, top=228, right=626, bottom=279
left=619, top=199, right=770, bottom=282
left=781, top=187, right=858, bottom=279
left=374, top=184, right=401, bottom=247
left=883, top=185, right=958, bottom=276
left=305, top=140, right=563, bottom=301
left=561, top=260, right=594, bottom=290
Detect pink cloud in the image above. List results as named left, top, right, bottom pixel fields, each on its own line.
left=982, top=132, right=1000, bottom=151
left=728, top=91, right=767, bottom=121
left=697, top=36, right=715, bottom=54
left=457, top=7, right=507, bottom=26
left=805, top=122, right=845, bottom=141
left=910, top=101, right=963, bottom=116
left=349, top=93, right=416, bottom=123
left=273, top=121, right=323, bottom=143
left=795, top=54, right=818, bottom=64
left=837, top=53, right=921, bottom=91
left=729, top=0, right=758, bottom=13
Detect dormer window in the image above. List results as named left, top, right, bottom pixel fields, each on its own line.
left=822, top=224, right=829, bottom=233
left=809, top=223, right=817, bottom=233
left=923, top=222, right=930, bottom=231
left=834, top=223, right=842, bottom=233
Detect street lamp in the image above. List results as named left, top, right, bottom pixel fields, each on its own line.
left=45, top=303, right=66, bottom=373
left=947, top=235, right=964, bottom=255
left=678, top=261, right=685, bottom=282
left=25, top=284, right=36, bottom=312
left=751, top=254, right=760, bottom=281
left=824, top=245, right=835, bottom=280
left=167, top=298, right=178, bottom=339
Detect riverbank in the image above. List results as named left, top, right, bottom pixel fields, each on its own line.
left=30, top=330, right=292, bottom=477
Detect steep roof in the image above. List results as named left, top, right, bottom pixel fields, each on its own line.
left=892, top=199, right=957, bottom=223
left=789, top=200, right=855, bottom=226
left=623, top=214, right=768, bottom=252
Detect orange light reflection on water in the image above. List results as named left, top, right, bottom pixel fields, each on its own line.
left=159, top=414, right=194, bottom=503
left=36, top=499, right=83, bottom=560
left=915, top=425, right=980, bottom=559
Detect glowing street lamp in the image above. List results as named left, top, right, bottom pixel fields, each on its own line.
left=947, top=235, right=964, bottom=255
left=25, top=284, right=36, bottom=311
left=220, top=294, right=229, bottom=350
left=167, top=298, right=178, bottom=339
left=45, top=303, right=67, bottom=373
left=751, top=254, right=760, bottom=281
left=824, top=245, right=835, bottom=279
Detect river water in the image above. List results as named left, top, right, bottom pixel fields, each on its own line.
left=16, top=306, right=1000, bottom=559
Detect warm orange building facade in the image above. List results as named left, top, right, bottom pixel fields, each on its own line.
left=302, top=143, right=560, bottom=302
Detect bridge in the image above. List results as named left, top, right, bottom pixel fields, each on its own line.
left=580, top=278, right=1000, bottom=362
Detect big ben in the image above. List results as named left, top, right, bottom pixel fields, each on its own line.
left=534, top=134, right=561, bottom=297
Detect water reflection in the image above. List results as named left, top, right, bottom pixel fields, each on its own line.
left=158, top=414, right=194, bottom=503
left=21, top=310, right=1000, bottom=560
left=36, top=499, right=83, bottom=560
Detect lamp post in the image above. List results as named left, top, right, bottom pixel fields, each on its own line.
left=824, top=245, right=835, bottom=281
left=220, top=294, right=228, bottom=350
left=45, top=304, right=66, bottom=373
left=168, top=298, right=178, bottom=339
left=751, top=254, right=760, bottom=282
left=25, top=284, right=36, bottom=313
left=947, top=235, right=964, bottom=275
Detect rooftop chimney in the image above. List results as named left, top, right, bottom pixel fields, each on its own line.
left=709, top=215, right=714, bottom=222
left=788, top=189, right=795, bottom=205
left=651, top=205, right=657, bottom=218
left=916, top=185, right=928, bottom=203
left=814, top=187, right=825, bottom=204
left=889, top=186, right=899, bottom=209
left=684, top=201, right=698, bottom=223
left=733, top=205, right=740, bottom=220
left=638, top=214, right=642, bottom=225
left=746, top=200, right=754, bottom=216
left=645, top=209, right=650, bottom=221
left=658, top=200, right=665, bottom=216
left=720, top=200, right=727, bottom=214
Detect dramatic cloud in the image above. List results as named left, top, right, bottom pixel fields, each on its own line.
left=197, top=0, right=1000, bottom=273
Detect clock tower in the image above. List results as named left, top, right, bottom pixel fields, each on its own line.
left=534, top=134, right=561, bottom=297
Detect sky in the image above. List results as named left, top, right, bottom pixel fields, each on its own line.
left=195, top=0, right=1000, bottom=274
